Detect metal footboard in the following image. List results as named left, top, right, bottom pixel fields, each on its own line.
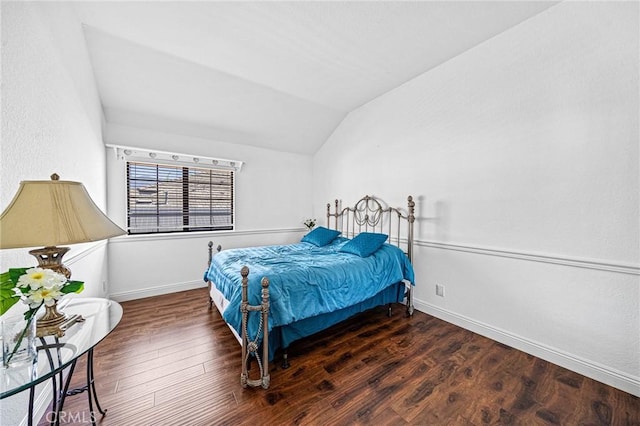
left=240, top=266, right=270, bottom=389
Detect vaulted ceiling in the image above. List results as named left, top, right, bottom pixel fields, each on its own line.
left=74, top=1, right=558, bottom=155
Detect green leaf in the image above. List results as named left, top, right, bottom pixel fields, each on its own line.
left=61, top=281, right=84, bottom=294
left=8, top=268, right=29, bottom=285
left=1, top=271, right=13, bottom=288
left=0, top=275, right=20, bottom=316
left=0, top=286, right=18, bottom=298
left=0, top=296, right=20, bottom=316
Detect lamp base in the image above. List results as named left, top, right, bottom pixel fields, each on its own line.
left=36, top=314, right=84, bottom=338
left=29, top=246, right=72, bottom=279
left=36, top=302, right=84, bottom=337
left=28, top=245, right=85, bottom=336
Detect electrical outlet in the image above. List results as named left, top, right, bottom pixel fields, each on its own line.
left=436, top=284, right=445, bottom=297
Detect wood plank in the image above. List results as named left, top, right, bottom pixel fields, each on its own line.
left=36, top=288, right=639, bottom=425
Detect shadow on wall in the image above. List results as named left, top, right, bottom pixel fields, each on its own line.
left=414, top=196, right=449, bottom=242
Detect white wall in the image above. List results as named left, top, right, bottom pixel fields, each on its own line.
left=1, top=2, right=112, bottom=424
left=313, top=2, right=639, bottom=396
left=0, top=2, right=110, bottom=285
left=104, top=124, right=314, bottom=301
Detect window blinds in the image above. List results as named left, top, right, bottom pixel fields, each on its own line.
left=126, top=161, right=234, bottom=234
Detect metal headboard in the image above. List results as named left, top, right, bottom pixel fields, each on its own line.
left=326, top=195, right=415, bottom=262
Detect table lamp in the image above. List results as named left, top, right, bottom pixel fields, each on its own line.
left=0, top=173, right=125, bottom=335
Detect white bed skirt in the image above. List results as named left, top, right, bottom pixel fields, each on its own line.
left=210, top=283, right=243, bottom=345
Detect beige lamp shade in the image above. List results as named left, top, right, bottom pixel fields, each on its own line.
left=0, top=174, right=125, bottom=249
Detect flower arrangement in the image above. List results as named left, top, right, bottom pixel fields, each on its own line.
left=1, top=267, right=84, bottom=365
left=303, top=218, right=316, bottom=231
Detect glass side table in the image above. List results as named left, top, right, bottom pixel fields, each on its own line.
left=1, top=298, right=123, bottom=426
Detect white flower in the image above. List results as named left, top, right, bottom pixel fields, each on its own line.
left=25, top=284, right=63, bottom=308
left=17, top=268, right=67, bottom=291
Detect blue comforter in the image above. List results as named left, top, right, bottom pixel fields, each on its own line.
left=204, top=237, right=415, bottom=340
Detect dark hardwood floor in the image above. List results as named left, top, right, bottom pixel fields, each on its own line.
left=41, top=288, right=639, bottom=425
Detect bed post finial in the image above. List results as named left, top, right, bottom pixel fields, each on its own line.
left=407, top=195, right=415, bottom=262
left=207, top=241, right=222, bottom=265
left=407, top=196, right=415, bottom=223
left=406, top=196, right=415, bottom=316
left=327, top=202, right=331, bottom=227
left=240, top=266, right=250, bottom=306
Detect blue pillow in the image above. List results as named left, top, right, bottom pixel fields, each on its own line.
left=301, top=226, right=341, bottom=247
left=339, top=232, right=388, bottom=257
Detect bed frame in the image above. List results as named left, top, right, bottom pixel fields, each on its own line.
left=206, top=195, right=415, bottom=389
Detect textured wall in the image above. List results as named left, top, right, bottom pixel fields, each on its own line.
left=1, top=2, right=107, bottom=272
left=313, top=2, right=639, bottom=395
left=1, top=3, right=110, bottom=424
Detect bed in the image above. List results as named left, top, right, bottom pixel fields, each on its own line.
left=204, top=195, right=416, bottom=389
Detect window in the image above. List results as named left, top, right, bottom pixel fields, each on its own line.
left=126, top=161, right=234, bottom=234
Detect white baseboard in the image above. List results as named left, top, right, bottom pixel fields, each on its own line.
left=109, top=280, right=207, bottom=302
left=414, top=298, right=640, bottom=397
